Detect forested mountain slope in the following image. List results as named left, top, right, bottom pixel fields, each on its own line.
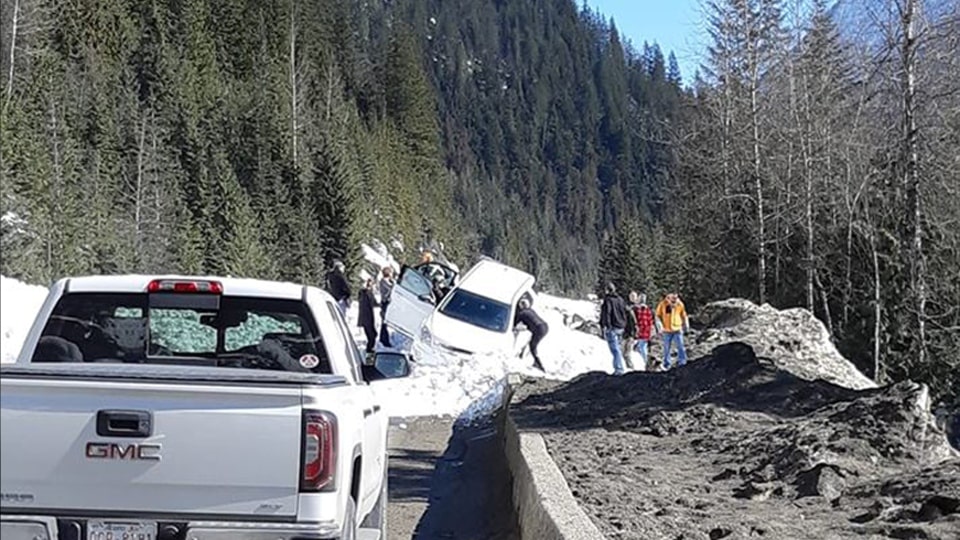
left=0, top=0, right=469, bottom=285
left=0, top=0, right=682, bottom=293
left=392, top=0, right=685, bottom=290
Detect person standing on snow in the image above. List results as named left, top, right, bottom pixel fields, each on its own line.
left=600, top=283, right=629, bottom=375
left=326, top=260, right=352, bottom=315
left=357, top=278, right=379, bottom=355
left=656, top=292, right=689, bottom=369
left=632, top=292, right=656, bottom=370
left=378, top=267, right=395, bottom=348
left=514, top=297, right=548, bottom=371
left=622, top=291, right=640, bottom=370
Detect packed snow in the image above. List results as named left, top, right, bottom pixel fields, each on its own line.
left=358, top=241, right=401, bottom=282
left=1, top=275, right=49, bottom=363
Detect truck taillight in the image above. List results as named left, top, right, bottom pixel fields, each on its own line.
left=147, top=279, right=223, bottom=294
left=301, top=411, right=337, bottom=492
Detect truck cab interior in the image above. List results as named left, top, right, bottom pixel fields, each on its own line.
left=32, top=292, right=333, bottom=374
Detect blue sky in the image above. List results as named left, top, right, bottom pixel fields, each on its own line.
left=587, top=0, right=706, bottom=84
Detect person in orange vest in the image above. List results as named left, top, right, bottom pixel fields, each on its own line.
left=655, top=292, right=689, bottom=369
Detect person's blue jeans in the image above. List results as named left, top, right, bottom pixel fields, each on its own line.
left=634, top=339, right=649, bottom=369
left=605, top=328, right=626, bottom=374
left=662, top=331, right=687, bottom=369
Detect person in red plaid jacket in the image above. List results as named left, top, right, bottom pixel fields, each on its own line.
left=631, top=293, right=656, bottom=370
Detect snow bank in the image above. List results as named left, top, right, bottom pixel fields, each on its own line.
left=695, top=298, right=876, bottom=390
left=538, top=293, right=597, bottom=323
left=369, top=317, right=611, bottom=421
left=360, top=241, right=400, bottom=275
left=1, top=276, right=48, bottom=363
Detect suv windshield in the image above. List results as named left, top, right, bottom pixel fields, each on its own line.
left=32, top=292, right=331, bottom=373
left=439, top=289, right=511, bottom=333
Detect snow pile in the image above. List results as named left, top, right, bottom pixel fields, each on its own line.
left=1, top=276, right=49, bottom=363
left=694, top=298, right=877, bottom=390
left=533, top=294, right=611, bottom=380
left=369, top=322, right=611, bottom=421
left=358, top=241, right=401, bottom=282
left=538, top=293, right=597, bottom=324
left=371, top=346, right=519, bottom=419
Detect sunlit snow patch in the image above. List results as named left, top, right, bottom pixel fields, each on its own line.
left=1, top=276, right=49, bottom=363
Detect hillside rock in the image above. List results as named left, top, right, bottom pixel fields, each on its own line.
left=511, top=342, right=959, bottom=540
left=691, top=298, right=876, bottom=390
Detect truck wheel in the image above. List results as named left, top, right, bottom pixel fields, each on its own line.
left=360, top=460, right=388, bottom=534
left=341, top=495, right=358, bottom=540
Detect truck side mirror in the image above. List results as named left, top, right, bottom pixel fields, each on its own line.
left=361, top=351, right=412, bottom=382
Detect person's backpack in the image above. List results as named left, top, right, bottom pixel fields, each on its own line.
left=625, top=305, right=637, bottom=338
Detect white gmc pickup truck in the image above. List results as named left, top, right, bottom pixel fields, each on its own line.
left=0, top=275, right=409, bottom=540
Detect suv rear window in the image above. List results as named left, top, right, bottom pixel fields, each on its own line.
left=32, top=293, right=332, bottom=373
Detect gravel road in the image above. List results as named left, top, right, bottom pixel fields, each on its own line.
left=387, top=415, right=520, bottom=540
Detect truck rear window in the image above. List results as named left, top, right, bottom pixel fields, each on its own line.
left=32, top=293, right=332, bottom=373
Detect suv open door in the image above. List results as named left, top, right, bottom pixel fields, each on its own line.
left=384, top=263, right=457, bottom=338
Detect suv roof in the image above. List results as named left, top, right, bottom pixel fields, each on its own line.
left=454, top=259, right=534, bottom=305
left=63, top=275, right=318, bottom=301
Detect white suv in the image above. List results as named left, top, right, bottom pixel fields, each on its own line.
left=385, top=259, right=536, bottom=356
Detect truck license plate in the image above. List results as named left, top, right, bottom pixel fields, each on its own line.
left=87, top=520, right=156, bottom=540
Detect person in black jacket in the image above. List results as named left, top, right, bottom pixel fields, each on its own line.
left=378, top=267, right=395, bottom=347
left=326, top=260, right=352, bottom=315
left=357, top=278, right=379, bottom=354
left=599, top=282, right=629, bottom=375
left=515, top=298, right=548, bottom=371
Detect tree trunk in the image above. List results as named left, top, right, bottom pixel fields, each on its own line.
left=844, top=207, right=854, bottom=327
left=870, top=224, right=882, bottom=382
left=722, top=82, right=733, bottom=227
left=4, top=0, right=19, bottom=111
left=751, top=76, right=766, bottom=304
left=134, top=116, right=146, bottom=258
left=900, top=0, right=926, bottom=367
left=814, top=268, right=833, bottom=337
left=289, top=0, right=298, bottom=166
left=47, top=98, right=62, bottom=278
left=804, top=131, right=814, bottom=313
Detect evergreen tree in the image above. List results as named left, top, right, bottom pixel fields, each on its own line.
left=667, top=51, right=682, bottom=86
left=221, top=171, right=274, bottom=278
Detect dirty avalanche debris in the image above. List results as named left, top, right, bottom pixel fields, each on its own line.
left=692, top=298, right=877, bottom=390
left=511, top=342, right=960, bottom=540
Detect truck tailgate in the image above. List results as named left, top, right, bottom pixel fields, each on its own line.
left=0, top=375, right=304, bottom=518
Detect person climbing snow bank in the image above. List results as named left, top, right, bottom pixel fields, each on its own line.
left=515, top=297, right=549, bottom=371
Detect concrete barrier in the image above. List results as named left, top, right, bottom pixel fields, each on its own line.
left=504, top=414, right=604, bottom=540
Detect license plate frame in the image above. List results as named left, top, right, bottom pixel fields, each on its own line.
left=87, top=520, right=157, bottom=540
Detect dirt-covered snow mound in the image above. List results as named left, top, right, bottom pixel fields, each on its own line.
left=511, top=343, right=959, bottom=540
left=692, top=298, right=876, bottom=390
